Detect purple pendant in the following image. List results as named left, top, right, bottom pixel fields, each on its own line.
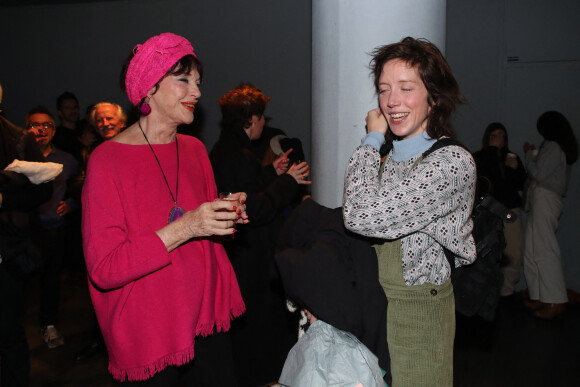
left=168, top=206, right=185, bottom=224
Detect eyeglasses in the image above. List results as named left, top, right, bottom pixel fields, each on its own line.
left=27, top=122, right=55, bottom=130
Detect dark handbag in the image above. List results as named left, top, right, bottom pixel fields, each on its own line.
left=0, top=213, right=44, bottom=278
left=419, top=138, right=515, bottom=321
left=446, top=195, right=514, bottom=321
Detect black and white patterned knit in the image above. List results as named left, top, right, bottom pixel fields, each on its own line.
left=343, top=144, right=477, bottom=286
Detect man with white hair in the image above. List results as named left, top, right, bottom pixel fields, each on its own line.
left=90, top=102, right=126, bottom=141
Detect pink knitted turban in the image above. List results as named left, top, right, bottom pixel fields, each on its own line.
left=125, top=32, right=196, bottom=106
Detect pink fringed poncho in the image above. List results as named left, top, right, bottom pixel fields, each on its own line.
left=82, top=135, right=245, bottom=381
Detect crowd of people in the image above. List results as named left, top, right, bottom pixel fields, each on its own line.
left=0, top=32, right=578, bottom=387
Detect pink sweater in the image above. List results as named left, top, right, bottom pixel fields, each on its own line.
left=82, top=135, right=245, bottom=381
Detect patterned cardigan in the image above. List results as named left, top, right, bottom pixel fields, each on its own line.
left=343, top=144, right=477, bottom=285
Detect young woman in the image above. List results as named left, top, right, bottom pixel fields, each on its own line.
left=522, top=111, right=578, bottom=319
left=82, top=33, right=248, bottom=386
left=343, top=37, right=477, bottom=386
left=473, top=122, right=527, bottom=298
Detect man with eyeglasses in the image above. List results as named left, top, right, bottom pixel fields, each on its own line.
left=1, top=83, right=52, bottom=386
left=25, top=105, right=78, bottom=350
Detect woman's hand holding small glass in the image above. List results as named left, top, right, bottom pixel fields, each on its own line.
left=217, top=192, right=249, bottom=240
left=504, top=153, right=518, bottom=169
left=156, top=192, right=249, bottom=251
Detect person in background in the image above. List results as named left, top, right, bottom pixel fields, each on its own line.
left=1, top=82, right=52, bottom=387
left=82, top=32, right=247, bottom=385
left=53, top=91, right=82, bottom=160
left=77, top=104, right=98, bottom=151
left=25, top=105, right=78, bottom=349
left=343, top=37, right=477, bottom=386
left=209, top=83, right=310, bottom=386
left=72, top=102, right=126, bottom=363
left=522, top=111, right=578, bottom=319
left=79, top=102, right=126, bottom=173
left=71, top=101, right=127, bottom=199
left=59, top=104, right=98, bottom=279
left=90, top=102, right=126, bottom=141
left=473, top=122, right=527, bottom=299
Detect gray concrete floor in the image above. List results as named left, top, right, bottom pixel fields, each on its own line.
left=21, top=272, right=580, bottom=387
left=24, top=272, right=115, bottom=387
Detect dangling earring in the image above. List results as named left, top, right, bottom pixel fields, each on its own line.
left=140, top=97, right=151, bottom=116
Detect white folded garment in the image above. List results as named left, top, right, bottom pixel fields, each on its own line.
left=4, top=159, right=63, bottom=184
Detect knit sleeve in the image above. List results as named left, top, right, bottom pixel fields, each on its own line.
left=343, top=144, right=476, bottom=240
left=525, top=141, right=564, bottom=183
left=81, top=146, right=171, bottom=290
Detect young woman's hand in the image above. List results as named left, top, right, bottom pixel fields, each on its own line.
left=366, top=108, right=388, bottom=135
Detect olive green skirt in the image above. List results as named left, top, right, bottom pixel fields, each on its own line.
left=375, top=240, right=455, bottom=387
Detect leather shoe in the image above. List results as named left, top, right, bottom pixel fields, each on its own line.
left=524, top=299, right=546, bottom=311
left=534, top=303, right=566, bottom=320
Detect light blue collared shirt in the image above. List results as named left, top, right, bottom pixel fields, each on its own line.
left=361, top=131, right=436, bottom=161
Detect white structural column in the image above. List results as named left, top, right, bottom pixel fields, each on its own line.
left=311, top=0, right=447, bottom=208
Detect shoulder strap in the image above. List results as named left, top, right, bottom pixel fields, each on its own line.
left=411, top=138, right=466, bottom=170
left=423, top=137, right=465, bottom=159
left=419, top=137, right=466, bottom=272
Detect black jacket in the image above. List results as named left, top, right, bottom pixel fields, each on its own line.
left=209, top=127, right=300, bottom=294
left=473, top=146, right=527, bottom=209
left=275, top=198, right=391, bottom=379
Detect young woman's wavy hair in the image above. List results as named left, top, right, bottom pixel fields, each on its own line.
left=370, top=37, right=466, bottom=142
left=537, top=111, right=578, bottom=165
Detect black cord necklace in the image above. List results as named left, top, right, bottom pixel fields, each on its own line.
left=138, top=119, right=184, bottom=223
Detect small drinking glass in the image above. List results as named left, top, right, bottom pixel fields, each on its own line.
left=219, top=192, right=234, bottom=200
left=218, top=192, right=236, bottom=241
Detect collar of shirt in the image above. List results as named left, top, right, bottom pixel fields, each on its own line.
left=391, top=131, right=436, bottom=162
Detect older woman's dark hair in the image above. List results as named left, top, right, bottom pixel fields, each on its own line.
left=218, top=83, right=271, bottom=130
left=370, top=37, right=466, bottom=142
left=537, top=111, right=578, bottom=165
left=481, top=122, right=508, bottom=149
left=119, top=54, right=203, bottom=100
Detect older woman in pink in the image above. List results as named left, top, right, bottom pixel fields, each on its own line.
left=82, top=33, right=247, bottom=386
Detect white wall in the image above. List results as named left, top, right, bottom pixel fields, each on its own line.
left=446, top=0, right=580, bottom=290
left=311, top=0, right=447, bottom=208
left=0, top=0, right=312, bottom=155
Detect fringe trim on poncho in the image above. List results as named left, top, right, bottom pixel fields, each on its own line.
left=109, top=301, right=246, bottom=382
